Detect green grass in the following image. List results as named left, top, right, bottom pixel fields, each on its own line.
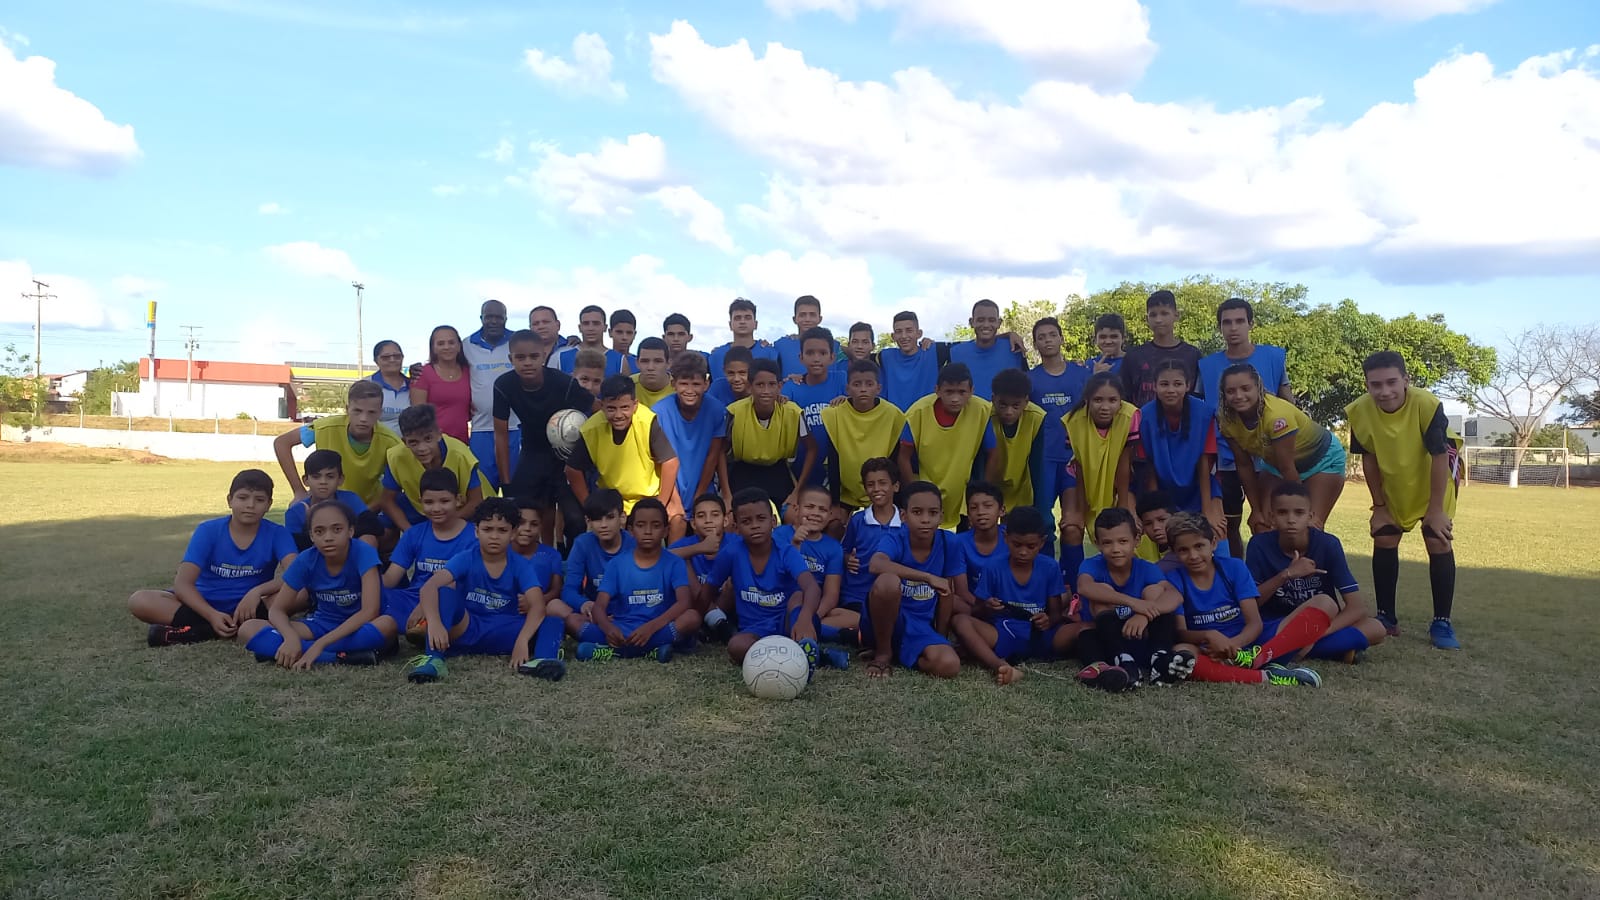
left=2, top=447, right=1598, bottom=899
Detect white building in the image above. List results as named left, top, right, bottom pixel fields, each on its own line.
left=116, top=358, right=295, bottom=419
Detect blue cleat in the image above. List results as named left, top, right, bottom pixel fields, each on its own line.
left=822, top=647, right=851, bottom=670
left=1429, top=618, right=1462, bottom=650
left=576, top=642, right=615, bottom=662
left=404, top=653, right=447, bottom=684
left=1376, top=611, right=1400, bottom=637
left=645, top=643, right=673, bottom=664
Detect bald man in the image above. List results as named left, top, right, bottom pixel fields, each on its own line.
left=463, top=298, right=517, bottom=491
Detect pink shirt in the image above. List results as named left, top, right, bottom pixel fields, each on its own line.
left=413, top=363, right=472, bottom=443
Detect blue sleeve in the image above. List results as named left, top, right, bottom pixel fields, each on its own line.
left=940, top=538, right=966, bottom=578
left=821, top=540, right=844, bottom=577
left=1244, top=536, right=1275, bottom=585
left=561, top=539, right=591, bottom=604
left=465, top=467, right=481, bottom=489
left=841, top=515, right=862, bottom=552
left=1322, top=534, right=1360, bottom=595
left=779, top=545, right=810, bottom=585
left=299, top=425, right=315, bottom=447
left=352, top=540, right=381, bottom=575
left=1078, top=554, right=1106, bottom=585
left=444, top=551, right=477, bottom=583
left=270, top=523, right=297, bottom=561
left=284, top=501, right=307, bottom=535
left=974, top=564, right=994, bottom=599
left=1164, top=569, right=1188, bottom=602
left=512, top=556, right=541, bottom=595
left=900, top=422, right=913, bottom=443
left=597, top=556, right=622, bottom=598
left=180, top=520, right=215, bottom=569
left=1039, top=558, right=1063, bottom=597
left=980, top=424, right=996, bottom=451
left=706, top=546, right=735, bottom=588
left=666, top=554, right=691, bottom=590
left=711, top=405, right=728, bottom=438
left=281, top=551, right=314, bottom=591
left=1133, top=560, right=1164, bottom=594
left=390, top=527, right=420, bottom=570
left=381, top=467, right=399, bottom=490
left=1222, top=558, right=1259, bottom=600
left=341, top=490, right=368, bottom=515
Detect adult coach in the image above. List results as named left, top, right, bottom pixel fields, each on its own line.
left=462, top=299, right=517, bottom=491
left=948, top=299, right=1027, bottom=401
left=529, top=305, right=573, bottom=371
left=493, top=330, right=597, bottom=546
left=1198, top=297, right=1292, bottom=558
left=1345, top=351, right=1464, bottom=650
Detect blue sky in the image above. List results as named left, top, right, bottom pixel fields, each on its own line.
left=1, top=0, right=1597, bottom=373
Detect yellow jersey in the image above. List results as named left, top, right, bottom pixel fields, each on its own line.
left=820, top=399, right=905, bottom=509
left=905, top=394, right=994, bottom=530
left=990, top=402, right=1047, bottom=511
left=311, top=415, right=401, bottom=505
left=580, top=406, right=661, bottom=511
left=1345, top=387, right=1461, bottom=529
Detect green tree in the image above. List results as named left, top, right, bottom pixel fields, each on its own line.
left=78, top=361, right=140, bottom=415
left=0, top=344, right=45, bottom=419
left=1558, top=390, right=1600, bottom=430
left=1491, top=423, right=1588, bottom=454
left=298, top=382, right=349, bottom=414
left=1449, top=323, right=1600, bottom=475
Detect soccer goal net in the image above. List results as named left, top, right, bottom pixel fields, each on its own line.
left=1463, top=446, right=1569, bottom=487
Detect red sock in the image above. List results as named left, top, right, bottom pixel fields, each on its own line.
left=1192, top=655, right=1267, bottom=684
left=1257, top=608, right=1332, bottom=667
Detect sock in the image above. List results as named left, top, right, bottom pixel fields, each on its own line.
left=1257, top=608, right=1332, bottom=667
left=328, top=623, right=388, bottom=654
left=245, top=628, right=284, bottom=658
left=1373, top=546, right=1400, bottom=619
left=532, top=616, right=564, bottom=658
left=819, top=622, right=841, bottom=642
left=1060, top=544, right=1086, bottom=591
left=1428, top=551, right=1456, bottom=620
left=1306, top=626, right=1369, bottom=659
left=1192, top=655, right=1268, bottom=684
left=705, top=608, right=728, bottom=628
left=436, top=586, right=466, bottom=630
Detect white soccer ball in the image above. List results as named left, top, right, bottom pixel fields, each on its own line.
left=741, top=636, right=811, bottom=701
left=545, top=409, right=588, bottom=459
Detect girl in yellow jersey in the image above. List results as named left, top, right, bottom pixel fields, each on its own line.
left=1217, top=363, right=1346, bottom=533
left=1060, top=373, right=1139, bottom=554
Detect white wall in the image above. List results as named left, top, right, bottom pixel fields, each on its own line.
left=1, top=424, right=314, bottom=463
left=117, top=381, right=285, bottom=419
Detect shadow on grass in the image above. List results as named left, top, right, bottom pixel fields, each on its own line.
left=2, top=511, right=1597, bottom=899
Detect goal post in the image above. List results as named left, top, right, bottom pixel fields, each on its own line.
left=1463, top=446, right=1569, bottom=488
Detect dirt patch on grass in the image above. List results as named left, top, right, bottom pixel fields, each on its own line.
left=0, top=442, right=169, bottom=464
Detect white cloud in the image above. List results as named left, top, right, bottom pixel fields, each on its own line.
left=0, top=260, right=135, bottom=331
left=481, top=138, right=514, bottom=164
left=257, top=201, right=287, bottom=215
left=738, top=250, right=874, bottom=315
left=0, top=41, right=139, bottom=174
left=653, top=23, right=1600, bottom=283
left=1249, top=0, right=1499, bottom=20
left=898, top=271, right=1090, bottom=338
left=523, top=32, right=626, bottom=100
left=654, top=186, right=735, bottom=252
left=111, top=275, right=165, bottom=298
left=264, top=241, right=362, bottom=280
left=764, top=0, right=1156, bottom=87
left=517, top=132, right=668, bottom=218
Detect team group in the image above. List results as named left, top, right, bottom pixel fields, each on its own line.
left=127, top=289, right=1465, bottom=687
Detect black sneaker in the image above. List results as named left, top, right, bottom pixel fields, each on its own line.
left=518, top=658, right=568, bottom=681
left=147, top=623, right=206, bottom=647
left=836, top=626, right=859, bottom=649
left=705, top=616, right=735, bottom=643
left=1149, top=649, right=1196, bottom=685
left=334, top=650, right=379, bottom=666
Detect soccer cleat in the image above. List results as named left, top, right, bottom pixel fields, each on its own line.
left=404, top=619, right=429, bottom=650
left=518, top=658, right=568, bottom=681
left=1076, top=662, right=1132, bottom=693
left=1150, top=649, right=1196, bottom=684
left=645, top=644, right=674, bottom=664
left=835, top=626, right=859, bottom=649
left=1376, top=611, right=1400, bottom=637
left=1231, top=645, right=1264, bottom=669
left=576, top=642, right=615, bottom=662
left=1429, top=618, right=1462, bottom=651
left=1340, top=649, right=1368, bottom=665
left=822, top=647, right=851, bottom=670
left=334, top=650, right=379, bottom=666
left=147, top=623, right=205, bottom=647
left=404, top=653, right=447, bottom=684
left=1264, top=662, right=1321, bottom=687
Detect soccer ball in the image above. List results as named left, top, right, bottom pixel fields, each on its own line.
left=741, top=636, right=811, bottom=701
left=545, top=409, right=587, bottom=459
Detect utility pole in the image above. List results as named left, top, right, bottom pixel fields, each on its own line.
left=22, top=279, right=56, bottom=382
left=182, top=326, right=202, bottom=402
left=352, top=281, right=366, bottom=377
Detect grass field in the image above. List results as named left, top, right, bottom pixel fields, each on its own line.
left=2, top=444, right=1598, bottom=899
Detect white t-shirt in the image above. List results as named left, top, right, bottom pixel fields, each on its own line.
left=462, top=329, right=515, bottom=434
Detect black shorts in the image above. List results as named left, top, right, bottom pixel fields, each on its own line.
left=1219, top=469, right=1245, bottom=517
left=508, top=454, right=566, bottom=506
left=729, top=461, right=795, bottom=506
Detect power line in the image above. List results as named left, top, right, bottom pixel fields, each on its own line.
left=20, top=279, right=56, bottom=379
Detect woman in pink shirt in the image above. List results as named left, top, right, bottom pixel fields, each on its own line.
left=409, top=325, right=472, bottom=443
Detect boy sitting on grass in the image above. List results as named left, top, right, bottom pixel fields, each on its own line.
left=283, top=449, right=379, bottom=552
left=838, top=458, right=904, bottom=633
left=379, top=404, right=489, bottom=531
left=668, top=492, right=734, bottom=640
left=863, top=481, right=966, bottom=680
left=511, top=497, right=564, bottom=597
left=130, top=469, right=298, bottom=647
left=575, top=499, right=701, bottom=663
left=380, top=469, right=478, bottom=633
left=403, top=498, right=567, bottom=684
left=560, top=489, right=637, bottom=625
left=1072, top=507, right=1193, bottom=691
left=775, top=484, right=852, bottom=659
left=951, top=507, right=1073, bottom=686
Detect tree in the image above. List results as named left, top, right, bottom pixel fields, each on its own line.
left=78, top=361, right=140, bottom=415
left=0, top=344, right=44, bottom=419
left=1449, top=323, right=1600, bottom=478
left=1491, top=423, right=1588, bottom=454
left=298, top=382, right=349, bottom=414
left=1558, top=390, right=1600, bottom=430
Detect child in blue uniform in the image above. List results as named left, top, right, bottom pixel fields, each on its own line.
left=381, top=469, right=478, bottom=632
left=559, top=489, right=637, bottom=628
left=953, top=480, right=1007, bottom=615
left=668, top=493, right=732, bottom=639
left=705, top=489, right=824, bottom=671
left=863, top=481, right=965, bottom=679
left=283, top=449, right=375, bottom=552
left=511, top=497, right=564, bottom=596
left=130, top=469, right=299, bottom=646
left=838, top=459, right=903, bottom=624
left=575, top=498, right=701, bottom=662
left=951, top=507, right=1073, bottom=685
left=238, top=500, right=397, bottom=667
left=1163, top=512, right=1322, bottom=687
left=403, top=498, right=567, bottom=683
left=781, top=326, right=848, bottom=491
left=1137, top=359, right=1224, bottom=537
left=775, top=485, right=852, bottom=667
left=1072, top=508, right=1192, bottom=691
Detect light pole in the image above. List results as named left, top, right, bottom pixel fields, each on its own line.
left=352, top=281, right=366, bottom=377
left=182, top=325, right=201, bottom=402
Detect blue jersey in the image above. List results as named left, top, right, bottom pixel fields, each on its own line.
left=1198, top=345, right=1288, bottom=468
left=1077, top=555, right=1168, bottom=622
left=705, top=379, right=743, bottom=409
left=975, top=554, right=1063, bottom=615
left=707, top=534, right=810, bottom=635
left=880, top=529, right=964, bottom=626
left=283, top=540, right=381, bottom=625
left=668, top=535, right=720, bottom=586
left=604, top=349, right=637, bottom=378
left=390, top=521, right=478, bottom=580
left=598, top=551, right=691, bottom=629
left=782, top=372, right=847, bottom=486
left=879, top=346, right=942, bottom=411
left=948, top=340, right=1027, bottom=401
left=709, top=342, right=780, bottom=382
left=840, top=506, right=904, bottom=602
left=653, top=394, right=728, bottom=503
left=562, top=531, right=638, bottom=606
left=284, top=490, right=368, bottom=537
left=1245, top=529, right=1359, bottom=616
left=1029, top=363, right=1087, bottom=463
left=181, top=516, right=298, bottom=613
left=1168, top=556, right=1257, bottom=639
left=774, top=335, right=840, bottom=380
left=444, top=550, right=542, bottom=618
left=515, top=543, right=564, bottom=594
left=954, top=528, right=1008, bottom=587
left=774, top=526, right=845, bottom=583
left=1139, top=396, right=1220, bottom=514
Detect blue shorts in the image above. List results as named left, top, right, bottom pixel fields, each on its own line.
left=1259, top=435, right=1347, bottom=479
left=860, top=607, right=950, bottom=669
left=301, top=616, right=346, bottom=639
left=736, top=605, right=816, bottom=641
left=451, top=613, right=526, bottom=656
left=470, top=429, right=519, bottom=492
left=991, top=619, right=1061, bottom=662
left=381, top=585, right=423, bottom=626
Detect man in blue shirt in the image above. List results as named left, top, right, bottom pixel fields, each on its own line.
left=948, top=299, right=1027, bottom=401
left=709, top=297, right=779, bottom=380
left=773, top=295, right=840, bottom=379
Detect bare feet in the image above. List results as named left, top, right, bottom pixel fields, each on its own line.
left=866, top=654, right=893, bottom=679
left=995, top=664, right=1021, bottom=686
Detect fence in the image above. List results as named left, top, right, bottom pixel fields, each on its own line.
left=1, top=423, right=308, bottom=463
